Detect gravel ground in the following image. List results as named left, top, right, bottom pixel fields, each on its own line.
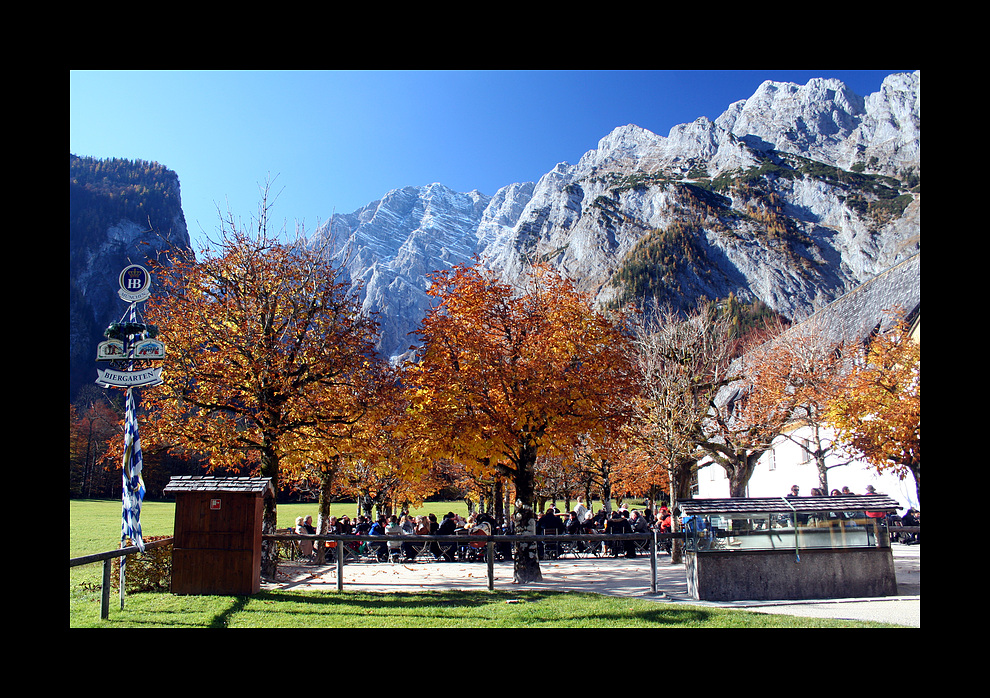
left=264, top=542, right=920, bottom=626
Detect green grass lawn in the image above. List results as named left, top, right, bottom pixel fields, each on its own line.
left=70, top=587, right=889, bottom=628
left=69, top=499, right=896, bottom=628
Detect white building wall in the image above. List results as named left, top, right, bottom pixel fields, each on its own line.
left=696, top=426, right=919, bottom=513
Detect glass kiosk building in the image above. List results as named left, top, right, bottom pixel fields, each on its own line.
left=678, top=495, right=900, bottom=601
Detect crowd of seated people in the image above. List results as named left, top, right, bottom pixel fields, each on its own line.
left=295, top=500, right=685, bottom=564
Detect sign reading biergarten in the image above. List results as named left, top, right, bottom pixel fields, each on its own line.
left=96, top=264, right=166, bottom=567
left=96, top=265, right=163, bottom=388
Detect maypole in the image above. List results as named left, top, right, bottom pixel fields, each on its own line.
left=95, top=264, right=164, bottom=608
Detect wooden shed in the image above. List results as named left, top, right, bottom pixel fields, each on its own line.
left=163, top=476, right=274, bottom=596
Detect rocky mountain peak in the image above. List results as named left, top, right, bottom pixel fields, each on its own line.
left=312, top=71, right=920, bottom=363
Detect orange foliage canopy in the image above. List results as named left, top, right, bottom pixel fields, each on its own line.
left=140, top=223, right=382, bottom=559
left=403, top=262, right=639, bottom=509
left=827, top=318, right=920, bottom=503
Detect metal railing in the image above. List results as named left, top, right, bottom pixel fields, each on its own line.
left=265, top=531, right=681, bottom=593
left=70, top=531, right=687, bottom=620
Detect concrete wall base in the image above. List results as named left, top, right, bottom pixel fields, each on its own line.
left=686, top=547, right=897, bottom=601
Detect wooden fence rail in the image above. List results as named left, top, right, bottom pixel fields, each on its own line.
left=70, top=537, right=174, bottom=620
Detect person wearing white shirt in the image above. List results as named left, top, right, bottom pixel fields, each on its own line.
left=575, top=496, right=589, bottom=522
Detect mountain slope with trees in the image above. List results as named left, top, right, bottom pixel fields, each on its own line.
left=69, top=155, right=192, bottom=403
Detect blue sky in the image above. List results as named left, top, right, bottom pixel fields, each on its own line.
left=70, top=70, right=911, bottom=253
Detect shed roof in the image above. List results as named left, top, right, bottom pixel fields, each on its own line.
left=678, top=495, right=900, bottom=516
left=163, top=476, right=274, bottom=497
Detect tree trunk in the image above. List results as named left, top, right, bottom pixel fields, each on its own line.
left=259, top=442, right=279, bottom=579
left=512, top=444, right=542, bottom=583
left=314, top=463, right=335, bottom=565
left=670, top=457, right=698, bottom=564
left=494, top=476, right=504, bottom=521
left=669, top=466, right=681, bottom=564
left=727, top=451, right=764, bottom=498
left=728, top=471, right=748, bottom=498
left=906, top=457, right=920, bottom=507
left=512, top=500, right=541, bottom=583
left=600, top=471, right=613, bottom=515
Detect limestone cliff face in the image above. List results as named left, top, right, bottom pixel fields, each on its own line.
left=312, top=71, right=920, bottom=362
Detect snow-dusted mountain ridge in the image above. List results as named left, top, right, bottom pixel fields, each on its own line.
left=312, top=71, right=920, bottom=362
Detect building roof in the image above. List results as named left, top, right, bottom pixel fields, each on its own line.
left=714, top=252, right=921, bottom=407
left=803, top=253, right=920, bottom=346
left=679, top=494, right=901, bottom=516
left=163, top=476, right=274, bottom=497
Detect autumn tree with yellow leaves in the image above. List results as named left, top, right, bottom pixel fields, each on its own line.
left=740, top=317, right=855, bottom=494
left=141, top=190, right=382, bottom=577
left=404, top=262, right=639, bottom=583
left=827, top=317, right=920, bottom=504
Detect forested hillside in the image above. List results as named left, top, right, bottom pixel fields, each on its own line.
left=69, top=155, right=191, bottom=404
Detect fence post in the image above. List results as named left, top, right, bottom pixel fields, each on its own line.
left=336, top=542, right=344, bottom=591
left=650, top=531, right=657, bottom=594
left=487, top=540, right=495, bottom=591
left=101, top=558, right=112, bottom=619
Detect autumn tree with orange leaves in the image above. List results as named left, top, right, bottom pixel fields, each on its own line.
left=404, top=262, right=638, bottom=583
left=141, top=189, right=382, bottom=577
left=698, top=337, right=796, bottom=498
left=741, top=317, right=854, bottom=494
left=827, top=317, right=920, bottom=504
left=70, top=392, right=123, bottom=498
left=334, top=366, right=443, bottom=519
left=280, top=359, right=402, bottom=565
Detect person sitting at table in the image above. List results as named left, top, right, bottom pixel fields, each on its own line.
left=295, top=516, right=315, bottom=559
left=477, top=511, right=496, bottom=530
left=469, top=512, right=493, bottom=535
left=302, top=515, right=316, bottom=534
left=630, top=510, right=650, bottom=534
left=392, top=514, right=415, bottom=560
left=537, top=507, right=565, bottom=533
left=339, top=515, right=359, bottom=558
left=590, top=508, right=608, bottom=529
left=900, top=508, right=920, bottom=544
left=434, top=512, right=458, bottom=561
left=384, top=515, right=403, bottom=562
left=406, top=514, right=430, bottom=560
left=564, top=510, right=587, bottom=553
left=354, top=515, right=371, bottom=535
left=659, top=508, right=671, bottom=531
left=414, top=515, right=431, bottom=535
left=367, top=516, right=387, bottom=561
left=657, top=508, right=673, bottom=553
left=605, top=510, right=635, bottom=557
left=537, top=507, right=565, bottom=558
left=463, top=513, right=492, bottom=560
left=322, top=516, right=340, bottom=561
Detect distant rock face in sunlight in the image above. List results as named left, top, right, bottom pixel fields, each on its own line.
left=310, top=72, right=920, bottom=363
